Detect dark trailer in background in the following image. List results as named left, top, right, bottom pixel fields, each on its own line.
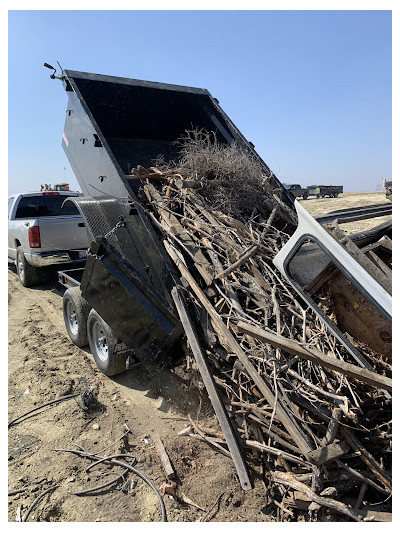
left=58, top=69, right=294, bottom=367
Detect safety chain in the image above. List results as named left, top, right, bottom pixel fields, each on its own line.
left=87, top=251, right=104, bottom=261
left=86, top=218, right=127, bottom=261
left=104, top=218, right=126, bottom=239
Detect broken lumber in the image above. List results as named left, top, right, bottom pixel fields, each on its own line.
left=236, top=321, right=392, bottom=392
left=307, top=440, right=349, bottom=466
left=165, top=241, right=314, bottom=458
left=136, top=156, right=392, bottom=518
left=145, top=183, right=214, bottom=285
left=153, top=435, right=175, bottom=480
left=171, top=286, right=252, bottom=490
left=271, top=471, right=362, bottom=521
left=214, top=244, right=259, bottom=280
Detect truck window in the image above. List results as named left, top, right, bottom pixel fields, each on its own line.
left=15, top=195, right=80, bottom=218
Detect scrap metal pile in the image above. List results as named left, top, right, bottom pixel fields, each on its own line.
left=131, top=133, right=391, bottom=521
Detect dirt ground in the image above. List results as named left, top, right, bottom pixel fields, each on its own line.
left=8, top=269, right=272, bottom=523
left=299, top=190, right=391, bottom=233
left=8, top=191, right=391, bottom=523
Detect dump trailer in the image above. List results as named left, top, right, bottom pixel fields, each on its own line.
left=49, top=67, right=391, bottom=382
left=51, top=68, right=295, bottom=374
left=307, top=184, right=343, bottom=198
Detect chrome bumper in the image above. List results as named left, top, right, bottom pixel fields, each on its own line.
left=26, top=250, right=87, bottom=267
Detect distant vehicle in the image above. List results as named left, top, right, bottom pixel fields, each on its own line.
left=41, top=183, right=71, bottom=192
left=307, top=185, right=343, bottom=198
left=8, top=191, right=89, bottom=287
left=382, top=178, right=392, bottom=201
left=283, top=184, right=310, bottom=199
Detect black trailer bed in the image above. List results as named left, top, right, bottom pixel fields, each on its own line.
left=59, top=69, right=294, bottom=365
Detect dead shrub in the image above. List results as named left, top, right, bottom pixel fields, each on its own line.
left=155, top=129, right=275, bottom=219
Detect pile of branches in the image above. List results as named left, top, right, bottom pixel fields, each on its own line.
left=129, top=139, right=391, bottom=522
left=153, top=128, right=295, bottom=223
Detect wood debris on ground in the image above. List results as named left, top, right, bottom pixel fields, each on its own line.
left=128, top=134, right=391, bottom=522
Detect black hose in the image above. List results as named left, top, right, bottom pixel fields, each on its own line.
left=56, top=449, right=167, bottom=522
left=108, top=459, right=167, bottom=522
left=8, top=394, right=80, bottom=428
left=86, top=453, right=137, bottom=472
left=21, top=485, right=58, bottom=522
left=74, top=466, right=131, bottom=495
left=74, top=455, right=137, bottom=496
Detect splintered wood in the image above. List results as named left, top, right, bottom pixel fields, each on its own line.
left=136, top=167, right=392, bottom=522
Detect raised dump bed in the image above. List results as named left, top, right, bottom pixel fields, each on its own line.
left=57, top=69, right=294, bottom=367
left=53, top=68, right=391, bottom=376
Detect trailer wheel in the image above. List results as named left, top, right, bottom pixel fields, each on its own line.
left=87, top=309, right=128, bottom=376
left=303, top=193, right=308, bottom=200
left=333, top=192, right=338, bottom=198
left=16, top=246, right=39, bottom=287
left=63, top=287, right=91, bottom=347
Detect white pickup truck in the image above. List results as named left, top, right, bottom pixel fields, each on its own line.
left=8, top=191, right=89, bottom=287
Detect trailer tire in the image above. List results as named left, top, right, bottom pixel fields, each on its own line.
left=303, top=193, right=308, bottom=200
left=87, top=309, right=128, bottom=376
left=63, top=287, right=91, bottom=347
left=16, top=246, right=39, bottom=287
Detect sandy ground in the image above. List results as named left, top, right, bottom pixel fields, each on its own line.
left=7, top=269, right=271, bottom=523
left=8, top=191, right=391, bottom=522
left=299, top=191, right=391, bottom=233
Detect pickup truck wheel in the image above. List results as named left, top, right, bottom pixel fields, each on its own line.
left=16, top=246, right=39, bottom=287
left=87, top=309, right=127, bottom=376
left=63, top=287, right=91, bottom=347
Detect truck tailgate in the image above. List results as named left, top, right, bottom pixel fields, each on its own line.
left=38, top=216, right=89, bottom=251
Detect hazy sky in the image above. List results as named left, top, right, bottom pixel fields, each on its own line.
left=8, top=9, right=392, bottom=194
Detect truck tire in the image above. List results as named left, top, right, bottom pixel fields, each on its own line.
left=87, top=309, right=128, bottom=376
left=63, top=287, right=91, bottom=347
left=303, top=193, right=308, bottom=200
left=16, top=246, right=39, bottom=287
left=333, top=192, right=338, bottom=198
